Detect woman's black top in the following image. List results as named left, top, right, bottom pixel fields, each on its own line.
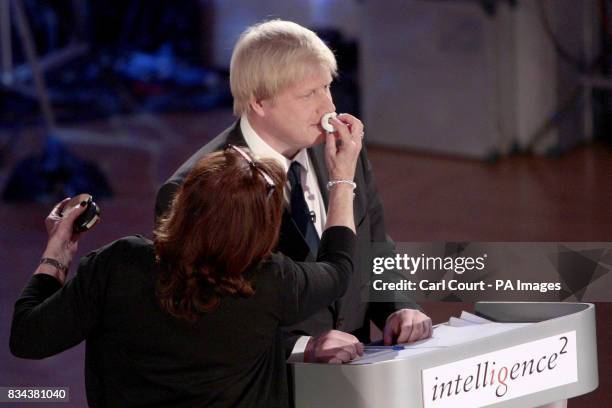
left=10, top=226, right=355, bottom=407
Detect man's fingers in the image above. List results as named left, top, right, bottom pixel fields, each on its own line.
left=356, top=342, right=364, bottom=356
left=383, top=322, right=394, bottom=346
left=407, top=322, right=425, bottom=343
left=425, top=321, right=432, bottom=339
left=346, top=344, right=358, bottom=360
left=423, top=320, right=432, bottom=339
left=334, top=348, right=353, bottom=363
left=396, top=323, right=415, bottom=344
left=309, top=331, right=363, bottom=363
left=383, top=311, right=434, bottom=345
left=417, top=318, right=432, bottom=340
left=334, top=344, right=360, bottom=363
left=407, top=318, right=433, bottom=342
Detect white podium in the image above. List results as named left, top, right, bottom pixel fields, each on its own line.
left=292, top=302, right=598, bottom=408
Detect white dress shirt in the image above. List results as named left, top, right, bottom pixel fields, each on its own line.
left=240, top=116, right=327, bottom=236
left=240, top=115, right=326, bottom=362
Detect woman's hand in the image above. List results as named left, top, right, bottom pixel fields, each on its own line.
left=324, top=113, right=363, bottom=181
left=323, top=114, right=363, bottom=233
left=36, top=196, right=91, bottom=284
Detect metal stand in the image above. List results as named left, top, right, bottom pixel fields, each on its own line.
left=1, top=0, right=111, bottom=202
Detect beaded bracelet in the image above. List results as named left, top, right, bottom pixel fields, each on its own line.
left=326, top=180, right=357, bottom=191
left=40, top=258, right=68, bottom=273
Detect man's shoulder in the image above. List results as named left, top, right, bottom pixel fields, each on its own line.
left=155, top=121, right=242, bottom=218
left=169, top=120, right=243, bottom=183
left=196, top=121, right=243, bottom=155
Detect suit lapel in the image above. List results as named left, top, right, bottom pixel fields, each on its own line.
left=307, top=144, right=330, bottom=207
left=278, top=211, right=312, bottom=261
left=226, top=120, right=247, bottom=146
left=307, top=143, right=369, bottom=327
left=232, top=120, right=313, bottom=261
left=234, top=122, right=348, bottom=327
left=307, top=144, right=352, bottom=327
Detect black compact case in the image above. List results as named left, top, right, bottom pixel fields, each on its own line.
left=73, top=196, right=100, bottom=233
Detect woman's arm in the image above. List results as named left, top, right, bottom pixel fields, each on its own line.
left=9, top=197, right=105, bottom=359
left=35, top=197, right=89, bottom=284
left=277, top=226, right=356, bottom=326
left=278, top=117, right=364, bottom=363
left=322, top=115, right=362, bottom=233
left=278, top=115, right=362, bottom=324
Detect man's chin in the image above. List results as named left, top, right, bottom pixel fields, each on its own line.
left=310, top=132, right=326, bottom=147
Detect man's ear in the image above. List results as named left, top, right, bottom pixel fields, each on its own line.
left=249, top=96, right=266, bottom=117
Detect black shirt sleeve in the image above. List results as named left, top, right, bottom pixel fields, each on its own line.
left=9, top=239, right=123, bottom=359
left=277, top=226, right=356, bottom=326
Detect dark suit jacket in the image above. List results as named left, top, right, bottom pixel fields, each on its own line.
left=10, top=228, right=355, bottom=407
left=155, top=120, right=419, bottom=352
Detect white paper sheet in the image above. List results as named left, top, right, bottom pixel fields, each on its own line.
left=350, top=313, right=531, bottom=365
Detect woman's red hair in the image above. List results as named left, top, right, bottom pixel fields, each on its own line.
left=153, top=148, right=286, bottom=321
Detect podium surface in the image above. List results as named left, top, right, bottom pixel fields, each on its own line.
left=292, top=302, right=598, bottom=408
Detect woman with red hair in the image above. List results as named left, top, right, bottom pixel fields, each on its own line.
left=10, top=129, right=362, bottom=407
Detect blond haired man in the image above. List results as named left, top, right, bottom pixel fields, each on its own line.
left=156, top=19, right=431, bottom=366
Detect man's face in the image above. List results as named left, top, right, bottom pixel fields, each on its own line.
left=255, top=66, right=336, bottom=157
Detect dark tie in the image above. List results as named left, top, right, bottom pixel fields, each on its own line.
left=287, top=161, right=320, bottom=254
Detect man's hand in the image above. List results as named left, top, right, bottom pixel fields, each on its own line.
left=304, top=330, right=364, bottom=364
left=383, top=309, right=433, bottom=345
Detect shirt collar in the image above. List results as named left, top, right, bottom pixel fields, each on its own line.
left=240, top=115, right=311, bottom=175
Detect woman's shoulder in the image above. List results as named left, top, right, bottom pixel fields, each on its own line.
left=257, top=252, right=285, bottom=273
left=252, top=252, right=300, bottom=284
left=243, top=254, right=289, bottom=305
left=81, top=235, right=154, bottom=269
left=95, top=234, right=153, bottom=254
left=117, top=234, right=153, bottom=249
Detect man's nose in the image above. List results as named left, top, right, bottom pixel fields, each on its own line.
left=320, top=94, right=335, bottom=115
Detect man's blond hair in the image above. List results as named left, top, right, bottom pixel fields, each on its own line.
left=230, top=20, right=337, bottom=116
